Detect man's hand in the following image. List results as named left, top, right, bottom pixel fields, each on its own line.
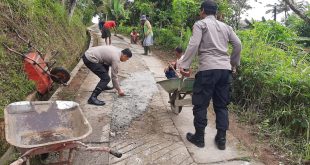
left=180, top=67, right=191, bottom=77
left=118, top=89, right=125, bottom=96
left=231, top=66, right=237, bottom=74
left=232, top=66, right=237, bottom=77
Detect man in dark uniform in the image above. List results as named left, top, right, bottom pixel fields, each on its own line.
left=82, top=46, right=132, bottom=106
left=179, top=0, right=242, bottom=150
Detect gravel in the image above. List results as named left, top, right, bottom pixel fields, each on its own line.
left=111, top=71, right=158, bottom=131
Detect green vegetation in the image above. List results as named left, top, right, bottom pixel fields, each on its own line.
left=232, top=21, right=310, bottom=161
left=0, top=0, right=95, bottom=118
left=0, top=0, right=95, bottom=157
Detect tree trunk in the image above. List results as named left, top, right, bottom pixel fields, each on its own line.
left=68, top=0, right=77, bottom=18
left=283, top=0, right=310, bottom=24
left=273, top=6, right=277, bottom=21
left=61, top=0, right=66, bottom=6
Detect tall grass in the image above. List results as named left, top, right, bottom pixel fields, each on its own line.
left=233, top=21, right=310, bottom=162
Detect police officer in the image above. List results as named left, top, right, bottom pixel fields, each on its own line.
left=82, top=46, right=132, bottom=106
left=179, top=0, right=242, bottom=150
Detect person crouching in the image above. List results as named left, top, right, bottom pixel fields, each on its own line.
left=82, top=46, right=132, bottom=105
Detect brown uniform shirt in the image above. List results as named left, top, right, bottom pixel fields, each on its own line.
left=180, top=15, right=242, bottom=71
left=85, top=46, right=121, bottom=90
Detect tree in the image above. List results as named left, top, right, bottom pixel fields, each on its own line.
left=228, top=0, right=251, bottom=29
left=102, top=0, right=128, bottom=22
left=266, top=1, right=290, bottom=21
left=266, top=3, right=278, bottom=21
left=172, top=0, right=198, bottom=40
left=283, top=0, right=310, bottom=24
left=285, top=5, right=310, bottom=42
left=68, top=0, right=78, bottom=18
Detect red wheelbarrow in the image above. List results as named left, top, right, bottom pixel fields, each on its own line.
left=2, top=31, right=70, bottom=95
left=5, top=101, right=122, bottom=165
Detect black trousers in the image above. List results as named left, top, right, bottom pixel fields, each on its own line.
left=192, top=70, right=231, bottom=131
left=82, top=55, right=111, bottom=90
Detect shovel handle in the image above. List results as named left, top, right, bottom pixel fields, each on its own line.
left=167, top=62, right=180, bottom=78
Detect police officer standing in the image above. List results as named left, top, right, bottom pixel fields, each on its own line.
left=179, top=0, right=242, bottom=150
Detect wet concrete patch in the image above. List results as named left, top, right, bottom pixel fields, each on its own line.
left=111, top=71, right=158, bottom=131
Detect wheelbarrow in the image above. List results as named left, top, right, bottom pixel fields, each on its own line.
left=5, top=101, right=122, bottom=165
left=157, top=77, right=195, bottom=114
left=2, top=30, right=71, bottom=95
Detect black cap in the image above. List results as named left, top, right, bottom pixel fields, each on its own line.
left=121, top=48, right=132, bottom=58
left=201, top=0, right=218, bottom=14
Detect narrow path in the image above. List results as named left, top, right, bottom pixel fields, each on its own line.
left=51, top=24, right=264, bottom=165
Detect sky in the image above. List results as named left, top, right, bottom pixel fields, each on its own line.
left=242, top=0, right=309, bottom=21
left=92, top=15, right=99, bottom=23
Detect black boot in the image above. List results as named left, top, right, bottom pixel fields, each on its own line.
left=143, top=46, right=148, bottom=55
left=104, top=86, right=113, bottom=90
left=186, top=128, right=205, bottom=148
left=215, top=130, right=226, bottom=150
left=88, top=88, right=105, bottom=106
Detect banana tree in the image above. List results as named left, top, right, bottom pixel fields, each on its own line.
left=172, top=0, right=198, bottom=41
left=103, top=0, right=128, bottom=22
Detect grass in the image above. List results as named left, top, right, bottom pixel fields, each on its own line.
left=0, top=0, right=89, bottom=117
left=231, top=21, right=310, bottom=163
left=0, top=139, right=9, bottom=157
left=0, top=0, right=91, bottom=158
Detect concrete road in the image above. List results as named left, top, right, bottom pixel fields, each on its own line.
left=50, top=24, right=264, bottom=165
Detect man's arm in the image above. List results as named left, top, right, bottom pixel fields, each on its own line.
left=179, top=22, right=203, bottom=73
left=229, top=27, right=242, bottom=68
left=113, top=26, right=117, bottom=35
left=111, top=62, right=124, bottom=96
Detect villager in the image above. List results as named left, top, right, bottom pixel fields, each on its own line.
left=140, top=15, right=153, bottom=55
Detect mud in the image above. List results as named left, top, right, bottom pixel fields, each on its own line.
left=111, top=71, right=158, bottom=131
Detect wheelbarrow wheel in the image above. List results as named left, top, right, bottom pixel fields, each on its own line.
left=50, top=67, right=70, bottom=84
left=170, top=91, right=183, bottom=115
left=171, top=104, right=182, bottom=115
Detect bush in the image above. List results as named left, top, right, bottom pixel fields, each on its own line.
left=233, top=21, right=310, bottom=160
left=117, top=26, right=135, bottom=36
left=153, top=28, right=182, bottom=49
left=119, top=25, right=187, bottom=50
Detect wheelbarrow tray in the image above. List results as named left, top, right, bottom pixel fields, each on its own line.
left=5, top=101, right=92, bottom=149
left=157, top=78, right=195, bottom=93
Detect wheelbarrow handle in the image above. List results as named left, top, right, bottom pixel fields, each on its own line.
left=109, top=150, right=123, bottom=158
left=76, top=141, right=122, bottom=158
left=10, top=157, right=27, bottom=165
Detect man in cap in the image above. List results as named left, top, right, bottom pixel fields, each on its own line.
left=179, top=0, right=242, bottom=150
left=82, top=46, right=132, bottom=106
left=140, top=15, right=153, bottom=55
